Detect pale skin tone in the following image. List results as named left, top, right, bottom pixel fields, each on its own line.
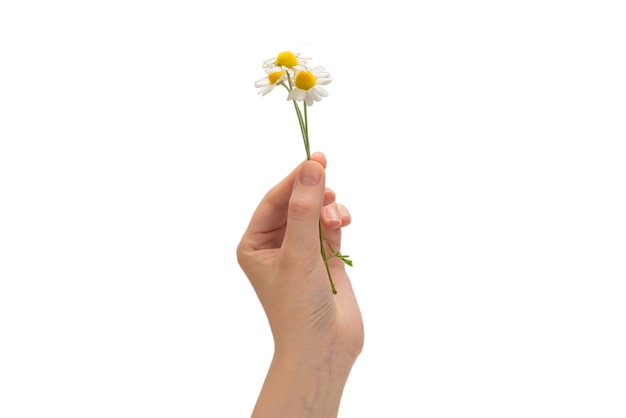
left=237, top=152, right=364, bottom=417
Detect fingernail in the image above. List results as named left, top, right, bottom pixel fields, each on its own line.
left=299, top=161, right=322, bottom=185
left=326, top=205, right=341, bottom=222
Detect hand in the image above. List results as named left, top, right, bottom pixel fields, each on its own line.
left=237, top=152, right=364, bottom=417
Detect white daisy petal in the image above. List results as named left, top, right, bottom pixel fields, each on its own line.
left=312, top=67, right=331, bottom=78
left=263, top=52, right=310, bottom=71
left=318, top=86, right=329, bottom=97
left=288, top=88, right=306, bottom=102
left=308, top=88, right=322, bottom=102
left=255, top=78, right=269, bottom=88
left=255, top=68, right=288, bottom=96
left=258, top=54, right=331, bottom=105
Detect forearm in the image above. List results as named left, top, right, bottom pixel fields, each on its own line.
left=251, top=349, right=357, bottom=418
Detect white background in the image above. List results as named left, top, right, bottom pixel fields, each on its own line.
left=1, top=1, right=625, bottom=417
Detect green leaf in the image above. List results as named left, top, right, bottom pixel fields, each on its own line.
left=338, top=254, right=353, bottom=267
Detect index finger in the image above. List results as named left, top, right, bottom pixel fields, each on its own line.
left=243, top=152, right=327, bottom=237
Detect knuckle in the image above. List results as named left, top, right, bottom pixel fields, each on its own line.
left=288, top=195, right=314, bottom=221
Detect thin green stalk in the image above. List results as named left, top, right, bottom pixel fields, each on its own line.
left=285, top=84, right=336, bottom=294
left=303, top=102, right=310, bottom=159
left=293, top=102, right=308, bottom=158
left=319, top=220, right=337, bottom=294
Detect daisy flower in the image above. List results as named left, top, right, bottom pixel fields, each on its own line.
left=263, top=51, right=310, bottom=71
left=255, top=69, right=287, bottom=96
left=287, top=66, right=332, bottom=106
left=254, top=52, right=349, bottom=294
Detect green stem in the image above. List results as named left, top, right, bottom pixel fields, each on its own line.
left=292, top=102, right=308, bottom=156
left=319, top=220, right=337, bottom=294
left=288, top=91, right=335, bottom=294
left=303, top=102, right=310, bottom=159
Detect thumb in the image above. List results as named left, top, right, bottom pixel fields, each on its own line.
left=281, top=160, right=326, bottom=262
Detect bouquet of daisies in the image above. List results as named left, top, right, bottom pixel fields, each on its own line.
left=255, top=51, right=351, bottom=294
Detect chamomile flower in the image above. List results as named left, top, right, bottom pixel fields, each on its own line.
left=287, top=66, right=332, bottom=106
left=255, top=69, right=287, bottom=96
left=263, top=51, right=310, bottom=71
left=254, top=51, right=350, bottom=294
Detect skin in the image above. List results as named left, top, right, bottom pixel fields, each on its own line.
left=237, top=152, right=364, bottom=417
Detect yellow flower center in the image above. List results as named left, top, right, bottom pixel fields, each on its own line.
left=268, top=70, right=284, bottom=85
left=294, top=70, right=317, bottom=90
left=275, top=51, right=298, bottom=68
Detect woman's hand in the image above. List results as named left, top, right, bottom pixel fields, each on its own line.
left=237, top=152, right=363, bottom=417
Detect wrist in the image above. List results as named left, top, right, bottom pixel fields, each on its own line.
left=274, top=341, right=359, bottom=377
left=251, top=346, right=358, bottom=417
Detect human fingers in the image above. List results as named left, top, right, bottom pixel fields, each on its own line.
left=280, top=160, right=326, bottom=264
left=242, top=161, right=306, bottom=241
left=324, top=187, right=336, bottom=206
left=245, top=152, right=326, bottom=237
left=321, top=203, right=351, bottom=254
left=321, top=203, right=351, bottom=230
left=337, top=204, right=351, bottom=227
left=238, top=168, right=305, bottom=266
left=310, top=151, right=327, bottom=168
